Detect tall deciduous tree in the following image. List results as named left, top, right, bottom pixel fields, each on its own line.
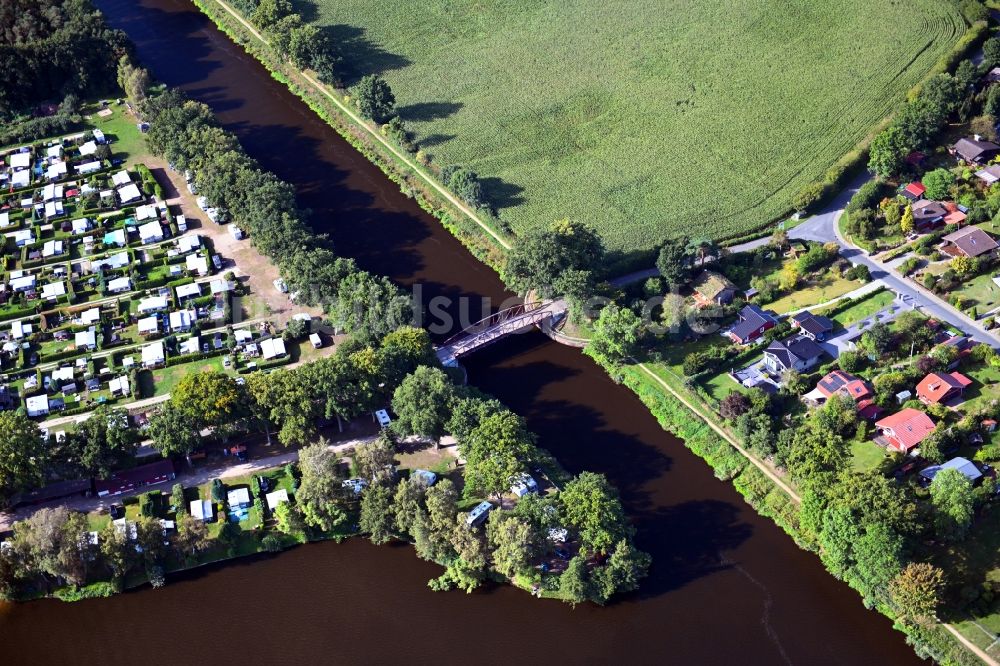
left=0, top=411, right=47, bottom=506
left=147, top=402, right=201, bottom=459
left=560, top=472, right=630, bottom=554
left=486, top=510, right=538, bottom=578
left=868, top=126, right=909, bottom=178
left=353, top=74, right=396, bottom=123
left=504, top=218, right=604, bottom=297
left=589, top=303, right=644, bottom=363
left=391, top=366, right=456, bottom=447
left=296, top=440, right=348, bottom=531
left=360, top=484, right=395, bottom=544
left=461, top=412, right=535, bottom=502
left=930, top=468, right=975, bottom=542
left=890, top=562, right=945, bottom=625
left=69, top=406, right=137, bottom=477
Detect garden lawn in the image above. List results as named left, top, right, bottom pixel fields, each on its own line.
left=960, top=362, right=1000, bottom=413
left=825, top=288, right=894, bottom=327
left=849, top=438, right=887, bottom=473
left=307, top=0, right=964, bottom=251
left=150, top=356, right=228, bottom=397
left=83, top=103, right=149, bottom=166
left=766, top=271, right=858, bottom=314
left=951, top=273, right=1000, bottom=314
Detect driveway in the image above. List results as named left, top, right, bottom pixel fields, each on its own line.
left=817, top=293, right=911, bottom=358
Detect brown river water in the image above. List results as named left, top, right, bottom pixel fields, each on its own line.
left=0, top=1, right=921, bottom=663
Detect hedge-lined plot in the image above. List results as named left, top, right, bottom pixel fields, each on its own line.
left=310, top=0, right=965, bottom=251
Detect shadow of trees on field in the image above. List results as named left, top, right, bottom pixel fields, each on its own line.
left=397, top=101, right=463, bottom=122
left=419, top=133, right=455, bottom=148
left=320, top=24, right=411, bottom=86
left=480, top=177, right=525, bottom=211
left=290, top=0, right=320, bottom=22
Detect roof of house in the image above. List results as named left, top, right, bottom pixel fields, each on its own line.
left=791, top=310, right=834, bottom=336
left=142, top=340, right=165, bottom=364
left=729, top=304, right=777, bottom=341
left=912, top=199, right=947, bottom=217
left=954, top=137, right=1000, bottom=162
left=265, top=489, right=289, bottom=511
left=919, top=457, right=982, bottom=483
left=942, top=226, right=999, bottom=258
left=976, top=164, right=1000, bottom=184
left=876, top=408, right=936, bottom=451
left=227, top=488, right=250, bottom=506
left=261, top=337, right=286, bottom=360
left=692, top=271, right=736, bottom=300
left=916, top=371, right=973, bottom=404
left=117, top=183, right=141, bottom=203
left=904, top=182, right=926, bottom=197
left=765, top=335, right=826, bottom=369
left=175, top=283, right=201, bottom=299
left=816, top=370, right=872, bottom=401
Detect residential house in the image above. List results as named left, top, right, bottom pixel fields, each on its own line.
left=44, top=201, right=64, bottom=219
left=952, top=136, right=1000, bottom=164
left=940, top=226, right=999, bottom=259
left=10, top=274, right=36, bottom=292
left=265, top=489, right=289, bottom=511
left=135, top=204, right=158, bottom=222
left=42, top=240, right=64, bottom=258
left=137, top=296, right=169, bottom=313
left=109, top=375, right=130, bottom=397
left=95, top=460, right=175, bottom=497
left=790, top=310, right=834, bottom=341
left=91, top=252, right=129, bottom=272
left=169, top=309, right=195, bottom=333
left=80, top=308, right=101, bottom=326
left=943, top=202, right=968, bottom=226
left=117, top=183, right=141, bottom=203
left=79, top=141, right=97, bottom=156
left=10, top=169, right=29, bottom=188
left=137, top=316, right=159, bottom=336
left=141, top=340, right=165, bottom=368
left=875, top=408, right=936, bottom=454
left=227, top=488, right=251, bottom=509
left=40, top=281, right=65, bottom=300
left=261, top=337, right=287, bottom=361
left=692, top=271, right=738, bottom=306
left=186, top=254, right=209, bottom=276
left=911, top=199, right=947, bottom=230
left=8, top=152, right=30, bottom=169
left=902, top=182, right=925, bottom=202
left=76, top=161, right=101, bottom=174
left=103, top=229, right=127, bottom=247
left=805, top=369, right=875, bottom=407
left=190, top=499, right=213, bottom=522
left=177, top=235, right=201, bottom=254
left=916, top=371, right=973, bottom=405
left=975, top=164, right=1000, bottom=185
left=75, top=327, right=97, bottom=351
left=920, top=457, right=982, bottom=484
left=764, top=335, right=826, bottom=374
left=179, top=336, right=200, bottom=355
left=727, top=304, right=778, bottom=344
left=13, top=229, right=34, bottom=247
left=107, top=276, right=131, bottom=294
left=71, top=217, right=92, bottom=235
left=46, top=162, right=67, bottom=180
left=26, top=395, right=49, bottom=418
left=138, top=220, right=164, bottom=244
left=175, top=283, right=201, bottom=301
left=111, top=170, right=132, bottom=187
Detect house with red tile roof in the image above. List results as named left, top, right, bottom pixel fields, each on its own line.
left=902, top=182, right=925, bottom=202
left=803, top=370, right=881, bottom=419
left=916, top=371, right=973, bottom=405
left=875, top=408, right=936, bottom=454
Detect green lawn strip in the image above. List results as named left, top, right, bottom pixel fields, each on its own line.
left=823, top=288, right=895, bottom=328
left=766, top=271, right=858, bottom=314
left=149, top=356, right=226, bottom=397
left=849, top=438, right=887, bottom=473
left=951, top=273, right=1000, bottom=313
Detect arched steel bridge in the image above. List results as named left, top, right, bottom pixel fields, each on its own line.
left=436, top=300, right=567, bottom=365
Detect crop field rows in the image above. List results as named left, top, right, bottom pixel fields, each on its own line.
left=309, top=0, right=964, bottom=252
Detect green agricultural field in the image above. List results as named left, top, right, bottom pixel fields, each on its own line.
left=308, top=0, right=964, bottom=252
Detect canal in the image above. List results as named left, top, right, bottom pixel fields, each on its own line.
left=1, top=1, right=921, bottom=663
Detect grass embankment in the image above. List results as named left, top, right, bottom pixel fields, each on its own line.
left=191, top=0, right=510, bottom=274
left=306, top=0, right=964, bottom=252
